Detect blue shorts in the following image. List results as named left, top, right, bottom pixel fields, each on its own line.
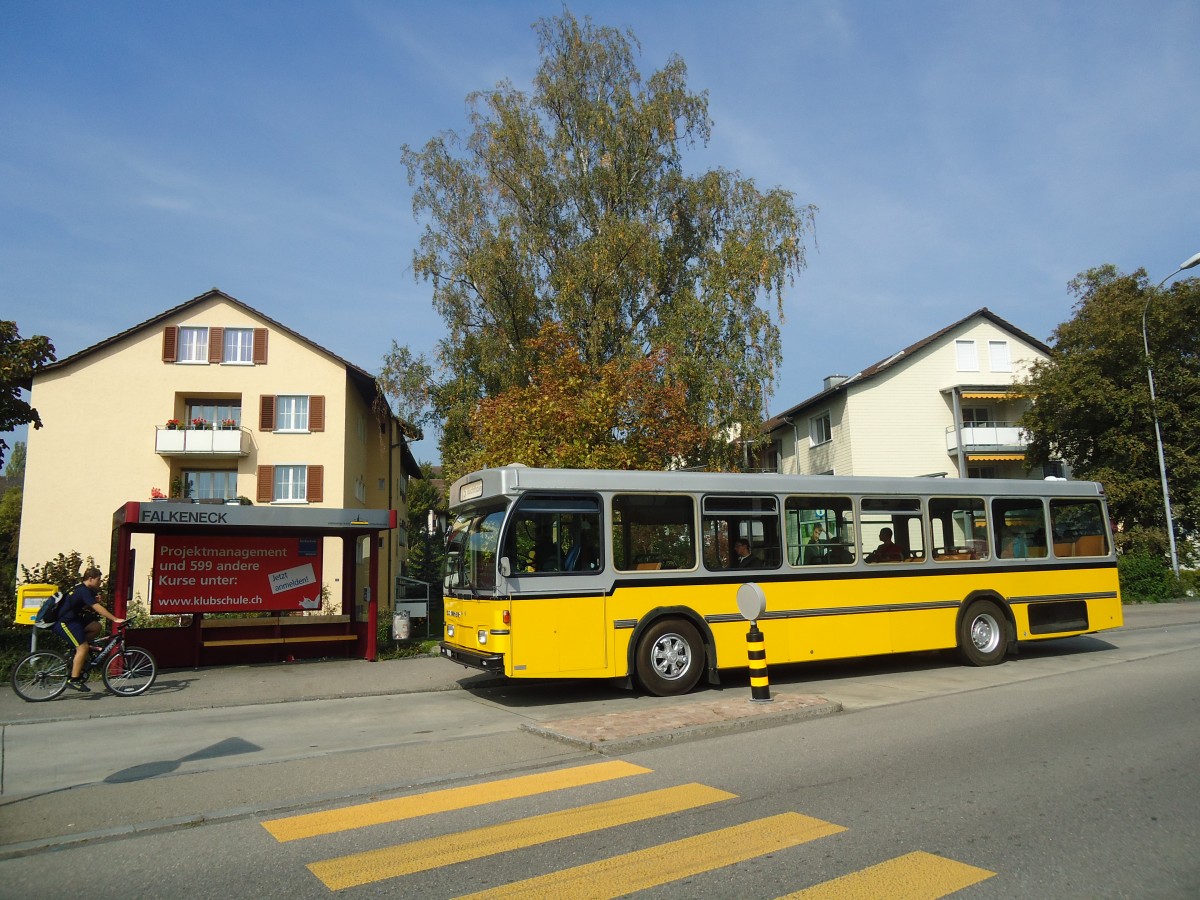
left=53, top=619, right=89, bottom=648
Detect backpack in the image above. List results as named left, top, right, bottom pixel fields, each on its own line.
left=34, top=591, right=66, bottom=629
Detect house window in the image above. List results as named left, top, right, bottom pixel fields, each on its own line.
left=187, top=401, right=241, bottom=427
left=274, top=465, right=308, bottom=501
left=276, top=396, right=310, bottom=432
left=223, top=328, right=255, bottom=364
left=257, top=464, right=322, bottom=503
left=988, top=340, right=1011, bottom=372
left=810, top=412, right=832, bottom=446
left=178, top=327, right=209, bottom=362
left=1043, top=461, right=1066, bottom=479
left=956, top=339, right=979, bottom=371
left=183, top=469, right=238, bottom=501
left=962, top=407, right=990, bottom=425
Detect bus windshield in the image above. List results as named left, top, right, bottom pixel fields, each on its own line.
left=443, top=505, right=505, bottom=594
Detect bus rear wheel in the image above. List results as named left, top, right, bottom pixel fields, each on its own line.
left=957, top=599, right=1010, bottom=666
left=635, top=618, right=704, bottom=697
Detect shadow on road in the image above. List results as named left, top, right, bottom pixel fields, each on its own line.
left=105, top=736, right=262, bottom=783
left=463, top=634, right=1122, bottom=708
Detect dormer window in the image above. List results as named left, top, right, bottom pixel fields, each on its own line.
left=162, top=326, right=268, bottom=364
left=223, top=328, right=255, bottom=363
left=177, top=327, right=209, bottom=362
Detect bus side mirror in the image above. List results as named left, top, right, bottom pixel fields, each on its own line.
left=499, top=557, right=512, bottom=578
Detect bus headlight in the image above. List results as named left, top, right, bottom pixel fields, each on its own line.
left=446, top=624, right=455, bottom=638
left=478, top=629, right=488, bottom=645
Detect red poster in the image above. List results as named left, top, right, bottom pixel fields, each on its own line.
left=152, top=535, right=323, bottom=613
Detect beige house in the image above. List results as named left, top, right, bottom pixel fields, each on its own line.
left=18, top=289, right=421, bottom=612
left=761, top=308, right=1057, bottom=480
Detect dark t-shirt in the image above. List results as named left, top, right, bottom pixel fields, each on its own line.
left=59, top=582, right=99, bottom=624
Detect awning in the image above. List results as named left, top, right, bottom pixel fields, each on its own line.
left=960, top=390, right=1020, bottom=400
left=967, top=453, right=1025, bottom=462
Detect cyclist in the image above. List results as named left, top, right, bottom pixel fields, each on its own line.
left=53, top=567, right=125, bottom=692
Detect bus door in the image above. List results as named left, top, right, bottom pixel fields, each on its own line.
left=501, top=494, right=607, bottom=675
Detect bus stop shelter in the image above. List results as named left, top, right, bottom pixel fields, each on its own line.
left=108, top=501, right=397, bottom=669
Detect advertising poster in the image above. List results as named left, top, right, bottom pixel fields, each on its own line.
left=152, top=535, right=323, bottom=614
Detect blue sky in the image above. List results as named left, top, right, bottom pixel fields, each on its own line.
left=3, top=1, right=1198, bottom=465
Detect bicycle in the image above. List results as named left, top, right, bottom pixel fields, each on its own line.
left=11, top=623, right=158, bottom=702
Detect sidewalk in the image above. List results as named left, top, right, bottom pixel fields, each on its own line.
left=2, top=601, right=1197, bottom=729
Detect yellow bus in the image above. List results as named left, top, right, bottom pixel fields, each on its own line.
left=439, top=466, right=1122, bottom=695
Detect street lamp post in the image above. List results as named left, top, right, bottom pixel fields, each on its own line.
left=1142, top=250, right=1200, bottom=578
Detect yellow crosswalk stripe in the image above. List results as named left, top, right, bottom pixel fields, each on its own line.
left=779, top=850, right=996, bottom=900
left=456, top=812, right=846, bottom=900
left=263, top=760, right=651, bottom=842
left=307, top=783, right=736, bottom=891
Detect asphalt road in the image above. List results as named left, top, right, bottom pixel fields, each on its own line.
left=1, top=604, right=1198, bottom=898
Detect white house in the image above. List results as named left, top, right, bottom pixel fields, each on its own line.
left=761, top=308, right=1058, bottom=480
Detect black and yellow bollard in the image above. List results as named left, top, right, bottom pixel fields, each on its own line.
left=746, top=620, right=771, bottom=702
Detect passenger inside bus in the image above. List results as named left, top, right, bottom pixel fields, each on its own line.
left=866, top=527, right=904, bottom=563
left=803, top=524, right=828, bottom=564
left=732, top=538, right=763, bottom=568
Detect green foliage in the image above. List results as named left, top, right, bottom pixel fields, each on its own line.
left=4, top=441, right=26, bottom=481
left=406, top=461, right=444, bottom=532
left=1021, top=265, right=1200, bottom=567
left=374, top=613, right=438, bottom=660
left=1, top=322, right=56, bottom=470
left=1118, top=549, right=1182, bottom=603
left=463, top=321, right=709, bottom=472
left=124, top=594, right=180, bottom=628
left=20, top=551, right=103, bottom=594
left=403, top=461, right=445, bottom=585
left=391, top=10, right=815, bottom=479
left=0, top=625, right=31, bottom=684
left=0, top=486, right=20, bottom=623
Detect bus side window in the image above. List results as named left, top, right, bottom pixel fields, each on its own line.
left=929, top=497, right=989, bottom=561
left=612, top=494, right=696, bottom=572
left=861, top=498, right=924, bottom=564
left=506, top=495, right=603, bottom=574
left=785, top=496, right=856, bottom=565
left=701, top=495, right=781, bottom=571
left=1050, top=499, right=1109, bottom=557
left=992, top=498, right=1048, bottom=559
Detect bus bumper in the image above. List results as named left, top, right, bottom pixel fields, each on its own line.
left=440, top=643, right=505, bottom=674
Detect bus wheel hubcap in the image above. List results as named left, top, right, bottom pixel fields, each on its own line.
left=970, top=614, right=1000, bottom=653
left=653, top=635, right=690, bottom=680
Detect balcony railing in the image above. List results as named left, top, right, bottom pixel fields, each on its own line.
left=155, top=426, right=249, bottom=456
left=945, top=421, right=1028, bottom=453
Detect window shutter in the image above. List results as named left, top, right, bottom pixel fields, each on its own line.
left=253, top=328, right=268, bottom=364
left=162, top=326, right=178, bottom=363
left=256, top=465, right=274, bottom=503
left=208, top=327, right=224, bottom=363
left=259, top=395, right=275, bottom=431
left=309, top=395, right=325, bottom=432
left=306, top=465, right=324, bottom=503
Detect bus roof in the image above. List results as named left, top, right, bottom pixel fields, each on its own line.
left=449, top=465, right=1104, bottom=509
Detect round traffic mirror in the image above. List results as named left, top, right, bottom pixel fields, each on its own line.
left=736, top=581, right=767, bottom=622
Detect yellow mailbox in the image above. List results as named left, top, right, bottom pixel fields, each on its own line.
left=15, top=583, right=59, bottom=626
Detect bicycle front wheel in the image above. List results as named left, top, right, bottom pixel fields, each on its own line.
left=102, top=646, right=157, bottom=696
left=12, top=651, right=70, bottom=702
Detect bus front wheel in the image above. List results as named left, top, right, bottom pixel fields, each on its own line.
left=635, top=618, right=704, bottom=697
left=957, top=599, right=1010, bottom=666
